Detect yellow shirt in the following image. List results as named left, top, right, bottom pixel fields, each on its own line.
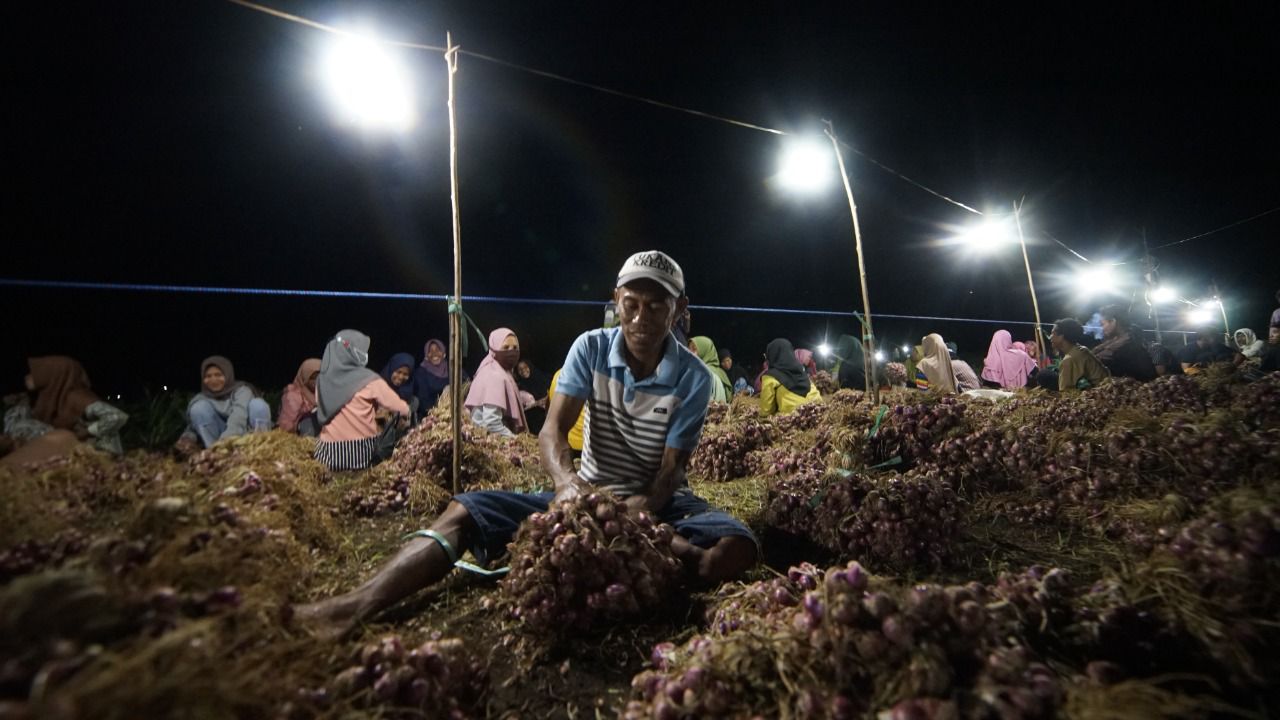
left=548, top=369, right=585, bottom=451
left=759, top=374, right=822, bottom=417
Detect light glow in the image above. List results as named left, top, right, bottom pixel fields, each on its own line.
left=958, top=220, right=1015, bottom=254
left=1185, top=308, right=1215, bottom=326
left=1150, top=286, right=1177, bottom=304
left=320, top=31, right=417, bottom=131
left=873, top=350, right=886, bottom=363
left=817, top=343, right=832, bottom=357
left=777, top=138, right=835, bottom=193
left=1074, top=266, right=1118, bottom=297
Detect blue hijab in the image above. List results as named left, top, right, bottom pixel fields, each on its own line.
left=380, top=352, right=417, bottom=401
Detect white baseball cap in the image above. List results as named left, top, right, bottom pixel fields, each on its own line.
left=616, top=250, right=685, bottom=297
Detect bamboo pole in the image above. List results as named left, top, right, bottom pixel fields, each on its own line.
left=445, top=33, right=463, bottom=494
left=824, top=122, right=879, bottom=405
left=1211, top=281, right=1231, bottom=343
left=1012, top=202, right=1046, bottom=361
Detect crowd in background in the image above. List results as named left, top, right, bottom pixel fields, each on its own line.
left=5, top=288, right=1278, bottom=473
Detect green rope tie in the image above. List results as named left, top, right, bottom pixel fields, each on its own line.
left=446, top=299, right=491, bottom=359
left=403, top=529, right=510, bottom=577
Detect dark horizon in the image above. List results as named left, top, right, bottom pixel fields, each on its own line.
left=5, top=2, right=1278, bottom=397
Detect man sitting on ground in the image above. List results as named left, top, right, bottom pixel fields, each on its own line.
left=1179, top=330, right=1235, bottom=372
left=1050, top=318, right=1111, bottom=391
left=294, top=251, right=758, bottom=635
left=1093, top=304, right=1156, bottom=382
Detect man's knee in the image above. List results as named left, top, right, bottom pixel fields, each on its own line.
left=434, top=500, right=475, bottom=534
left=698, top=535, right=757, bottom=583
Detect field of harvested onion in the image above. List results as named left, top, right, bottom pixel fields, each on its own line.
left=2, top=368, right=1278, bottom=719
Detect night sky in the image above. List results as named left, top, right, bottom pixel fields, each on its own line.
left=5, top=2, right=1278, bottom=397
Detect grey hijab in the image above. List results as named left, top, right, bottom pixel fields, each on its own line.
left=189, top=355, right=244, bottom=407
left=316, top=330, right=380, bottom=425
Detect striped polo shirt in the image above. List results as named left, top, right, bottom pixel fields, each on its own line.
left=554, top=327, right=712, bottom=497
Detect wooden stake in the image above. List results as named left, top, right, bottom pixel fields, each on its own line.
left=445, top=33, right=463, bottom=495
left=825, top=122, right=879, bottom=405
left=1013, top=202, right=1046, bottom=363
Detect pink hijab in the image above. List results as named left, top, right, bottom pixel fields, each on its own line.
left=464, top=327, right=527, bottom=432
left=980, top=330, right=1036, bottom=389
left=794, top=348, right=818, bottom=378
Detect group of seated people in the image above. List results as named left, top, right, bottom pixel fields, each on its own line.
left=933, top=303, right=1280, bottom=394
left=6, top=293, right=1278, bottom=473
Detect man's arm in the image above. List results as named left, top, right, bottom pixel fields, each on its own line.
left=626, top=446, right=692, bottom=513
left=539, top=391, right=588, bottom=501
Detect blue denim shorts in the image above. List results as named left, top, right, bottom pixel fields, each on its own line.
left=452, top=489, right=757, bottom=566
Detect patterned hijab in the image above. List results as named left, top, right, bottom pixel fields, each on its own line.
left=28, top=356, right=99, bottom=430
left=316, top=330, right=380, bottom=425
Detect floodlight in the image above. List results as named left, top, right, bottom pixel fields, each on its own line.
left=777, top=138, right=835, bottom=193
left=320, top=32, right=417, bottom=131
left=1185, top=308, right=1214, bottom=326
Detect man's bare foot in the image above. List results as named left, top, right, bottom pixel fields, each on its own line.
left=288, top=593, right=370, bottom=640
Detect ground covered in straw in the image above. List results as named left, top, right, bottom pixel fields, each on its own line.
left=2, top=368, right=1278, bottom=719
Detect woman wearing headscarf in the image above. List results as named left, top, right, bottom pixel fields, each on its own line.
left=717, top=348, right=752, bottom=395
left=515, top=360, right=551, bottom=407
left=314, top=330, right=410, bottom=471
left=412, top=338, right=473, bottom=415
left=464, top=328, right=527, bottom=438
left=794, top=348, right=818, bottom=378
left=1024, top=338, right=1050, bottom=370
left=1234, top=328, right=1265, bottom=360
left=412, top=339, right=452, bottom=414
left=3, top=356, right=128, bottom=456
left=692, top=337, right=733, bottom=403
left=832, top=334, right=866, bottom=391
left=381, top=354, right=417, bottom=402
left=381, top=352, right=421, bottom=423
left=174, top=356, right=271, bottom=454
left=278, top=358, right=321, bottom=436
left=759, top=338, right=821, bottom=416
left=918, top=334, right=959, bottom=394
left=515, top=359, right=551, bottom=434
left=980, top=329, right=1038, bottom=389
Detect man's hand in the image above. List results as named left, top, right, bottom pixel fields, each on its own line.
left=623, top=494, right=650, bottom=513
left=553, top=475, right=592, bottom=505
